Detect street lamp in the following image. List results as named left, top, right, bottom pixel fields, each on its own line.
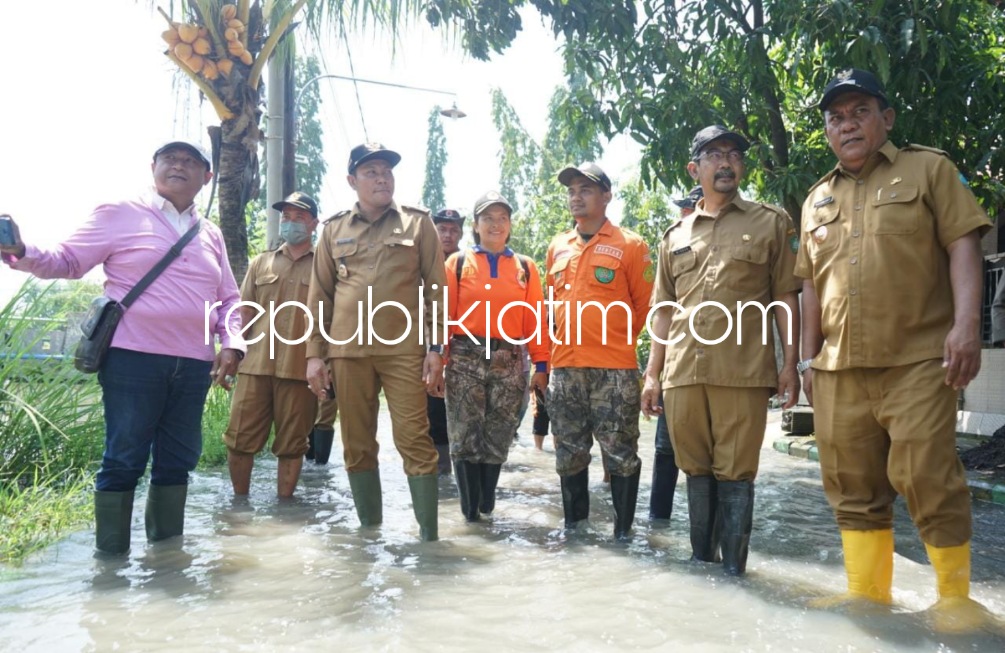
left=265, top=73, right=466, bottom=248
left=293, top=74, right=467, bottom=121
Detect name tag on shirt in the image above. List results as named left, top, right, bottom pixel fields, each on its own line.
left=672, top=246, right=692, bottom=256
left=813, top=196, right=834, bottom=208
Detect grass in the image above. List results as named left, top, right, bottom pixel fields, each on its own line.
left=198, top=385, right=233, bottom=468
left=0, top=468, right=93, bottom=564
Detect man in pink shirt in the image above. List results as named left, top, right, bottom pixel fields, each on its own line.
left=1, top=140, right=245, bottom=556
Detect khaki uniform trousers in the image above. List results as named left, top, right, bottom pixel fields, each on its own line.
left=316, top=396, right=339, bottom=429
left=812, top=359, right=972, bottom=547
left=330, top=355, right=438, bottom=476
left=224, top=374, right=317, bottom=457
left=664, top=385, right=772, bottom=481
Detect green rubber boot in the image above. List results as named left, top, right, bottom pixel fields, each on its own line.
left=144, top=484, right=188, bottom=542
left=408, top=474, right=439, bottom=542
left=94, top=490, right=134, bottom=556
left=347, top=469, right=383, bottom=527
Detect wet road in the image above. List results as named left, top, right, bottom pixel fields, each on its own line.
left=1, top=410, right=1004, bottom=651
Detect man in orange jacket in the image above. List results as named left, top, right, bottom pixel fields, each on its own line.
left=545, top=163, right=654, bottom=540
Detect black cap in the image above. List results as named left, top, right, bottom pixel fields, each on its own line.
left=690, top=125, right=751, bottom=159
left=154, top=140, right=212, bottom=171
left=473, top=191, right=513, bottom=216
left=347, top=142, right=401, bottom=174
left=673, top=186, right=704, bottom=209
left=433, top=208, right=465, bottom=225
left=272, top=191, right=318, bottom=219
left=557, top=162, right=612, bottom=191
left=818, top=68, right=888, bottom=111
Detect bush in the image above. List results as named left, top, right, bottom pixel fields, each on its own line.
left=0, top=280, right=104, bottom=486
left=199, top=385, right=233, bottom=468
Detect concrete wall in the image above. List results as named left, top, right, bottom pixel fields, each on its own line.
left=957, top=349, right=1005, bottom=437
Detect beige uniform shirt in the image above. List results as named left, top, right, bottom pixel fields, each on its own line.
left=653, top=196, right=800, bottom=388
left=306, top=201, right=445, bottom=359
left=239, top=244, right=314, bottom=380
left=795, top=141, right=992, bottom=370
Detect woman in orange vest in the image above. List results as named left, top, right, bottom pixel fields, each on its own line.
left=444, top=191, right=549, bottom=521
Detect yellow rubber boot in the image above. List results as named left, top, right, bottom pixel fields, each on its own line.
left=811, top=529, right=893, bottom=608
left=925, top=541, right=990, bottom=634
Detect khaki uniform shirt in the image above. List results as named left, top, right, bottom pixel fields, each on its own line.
left=307, top=201, right=445, bottom=359
left=795, top=141, right=992, bottom=370
left=239, top=244, right=314, bottom=380
left=653, top=196, right=800, bottom=388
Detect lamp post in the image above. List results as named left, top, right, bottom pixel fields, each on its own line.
left=264, top=74, right=466, bottom=249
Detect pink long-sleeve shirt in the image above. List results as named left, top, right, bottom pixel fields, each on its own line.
left=6, top=193, right=244, bottom=362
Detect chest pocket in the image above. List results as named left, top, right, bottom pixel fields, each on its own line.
left=728, top=246, right=769, bottom=293
left=588, top=255, right=622, bottom=288
left=549, top=255, right=571, bottom=286
left=330, top=241, right=359, bottom=281
left=805, top=203, right=841, bottom=257
left=870, top=185, right=919, bottom=235
left=332, top=241, right=358, bottom=259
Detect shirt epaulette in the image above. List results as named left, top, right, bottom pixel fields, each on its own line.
left=617, top=225, right=644, bottom=242
left=806, top=171, right=836, bottom=196
left=758, top=203, right=789, bottom=219
left=400, top=204, right=431, bottom=217
left=903, top=143, right=950, bottom=158
left=324, top=209, right=351, bottom=225
left=661, top=220, right=682, bottom=240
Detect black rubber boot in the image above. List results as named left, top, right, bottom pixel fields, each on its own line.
left=94, top=490, right=134, bottom=556
left=453, top=459, right=482, bottom=522
left=435, top=444, right=452, bottom=476
left=560, top=468, right=590, bottom=528
left=479, top=463, right=502, bottom=515
left=718, top=480, right=755, bottom=576
left=687, top=475, right=721, bottom=562
left=312, top=426, right=335, bottom=465
left=649, top=451, right=680, bottom=525
left=611, top=468, right=641, bottom=541
left=145, top=484, right=188, bottom=542
left=305, top=430, right=316, bottom=461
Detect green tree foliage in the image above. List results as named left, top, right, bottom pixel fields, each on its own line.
left=422, top=106, right=448, bottom=211
left=428, top=0, right=1005, bottom=225
left=492, top=86, right=603, bottom=266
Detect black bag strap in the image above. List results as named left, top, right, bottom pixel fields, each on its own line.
left=120, top=220, right=203, bottom=308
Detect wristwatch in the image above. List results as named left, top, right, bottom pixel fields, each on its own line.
left=796, top=358, right=813, bottom=374
left=428, top=344, right=444, bottom=355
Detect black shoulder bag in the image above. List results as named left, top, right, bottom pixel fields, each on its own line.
left=74, top=221, right=202, bottom=373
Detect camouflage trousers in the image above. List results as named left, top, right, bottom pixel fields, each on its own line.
left=445, top=338, right=527, bottom=465
left=549, top=367, right=642, bottom=477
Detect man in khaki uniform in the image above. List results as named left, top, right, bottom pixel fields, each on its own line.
left=798, top=70, right=992, bottom=631
left=642, top=126, right=801, bottom=575
left=225, top=192, right=320, bottom=498
left=306, top=143, right=445, bottom=541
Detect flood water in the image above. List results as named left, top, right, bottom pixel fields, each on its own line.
left=2, top=411, right=1004, bottom=651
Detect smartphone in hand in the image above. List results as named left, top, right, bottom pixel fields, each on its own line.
left=0, top=216, right=17, bottom=247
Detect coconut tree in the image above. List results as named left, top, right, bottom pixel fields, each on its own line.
left=156, top=0, right=421, bottom=281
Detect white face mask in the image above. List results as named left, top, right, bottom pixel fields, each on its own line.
left=280, top=221, right=311, bottom=245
